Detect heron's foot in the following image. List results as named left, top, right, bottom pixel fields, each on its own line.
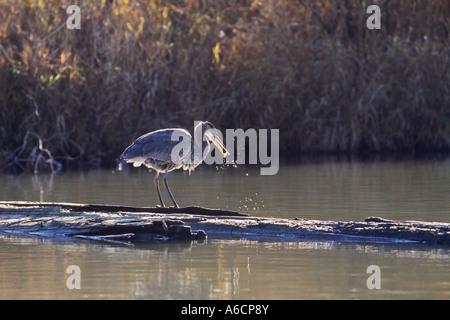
left=156, top=204, right=165, bottom=208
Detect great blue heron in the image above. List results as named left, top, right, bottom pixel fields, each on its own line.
left=120, top=121, right=228, bottom=208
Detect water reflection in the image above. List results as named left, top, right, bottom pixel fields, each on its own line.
left=2, top=158, right=450, bottom=222
left=0, top=235, right=448, bottom=299
left=1, top=158, right=449, bottom=299
left=31, top=173, right=55, bottom=202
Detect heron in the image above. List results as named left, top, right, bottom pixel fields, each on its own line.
left=120, top=121, right=228, bottom=208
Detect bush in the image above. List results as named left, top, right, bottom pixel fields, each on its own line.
left=0, top=0, right=449, bottom=172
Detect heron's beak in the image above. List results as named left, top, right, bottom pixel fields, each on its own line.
left=213, top=137, right=229, bottom=158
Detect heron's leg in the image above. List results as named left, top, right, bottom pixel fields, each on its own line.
left=154, top=172, right=165, bottom=207
left=163, top=169, right=179, bottom=208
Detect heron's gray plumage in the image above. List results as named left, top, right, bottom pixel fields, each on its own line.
left=120, top=121, right=226, bottom=208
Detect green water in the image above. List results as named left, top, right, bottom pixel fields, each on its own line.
left=0, top=158, right=449, bottom=299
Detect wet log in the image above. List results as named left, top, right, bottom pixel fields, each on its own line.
left=0, top=201, right=449, bottom=245
left=0, top=201, right=246, bottom=216
left=0, top=201, right=211, bottom=243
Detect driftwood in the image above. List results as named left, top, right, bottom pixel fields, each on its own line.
left=0, top=201, right=449, bottom=245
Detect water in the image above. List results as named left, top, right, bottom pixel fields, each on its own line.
left=0, top=158, right=449, bottom=299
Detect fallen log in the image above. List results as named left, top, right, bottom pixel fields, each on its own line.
left=0, top=201, right=211, bottom=243
left=0, top=201, right=449, bottom=245
left=0, top=201, right=246, bottom=216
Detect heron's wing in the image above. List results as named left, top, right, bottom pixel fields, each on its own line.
left=121, top=128, right=192, bottom=166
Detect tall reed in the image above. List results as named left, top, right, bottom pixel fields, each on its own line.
left=0, top=0, right=449, bottom=172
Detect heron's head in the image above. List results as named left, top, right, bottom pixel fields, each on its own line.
left=196, top=121, right=229, bottom=157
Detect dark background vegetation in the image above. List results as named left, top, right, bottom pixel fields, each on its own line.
left=0, top=0, right=449, bottom=172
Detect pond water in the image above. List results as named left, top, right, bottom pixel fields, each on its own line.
left=0, top=158, right=449, bottom=299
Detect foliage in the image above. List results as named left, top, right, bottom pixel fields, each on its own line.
left=0, top=0, right=449, bottom=172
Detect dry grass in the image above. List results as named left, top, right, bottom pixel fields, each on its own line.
left=0, top=0, right=449, bottom=172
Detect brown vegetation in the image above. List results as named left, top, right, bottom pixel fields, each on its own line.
left=0, top=0, right=449, bottom=172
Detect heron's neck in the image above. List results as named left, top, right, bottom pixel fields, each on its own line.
left=191, top=138, right=210, bottom=165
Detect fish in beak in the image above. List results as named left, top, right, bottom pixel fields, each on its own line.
left=213, top=136, right=229, bottom=158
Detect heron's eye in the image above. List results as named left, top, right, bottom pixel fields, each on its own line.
left=204, top=129, right=216, bottom=141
